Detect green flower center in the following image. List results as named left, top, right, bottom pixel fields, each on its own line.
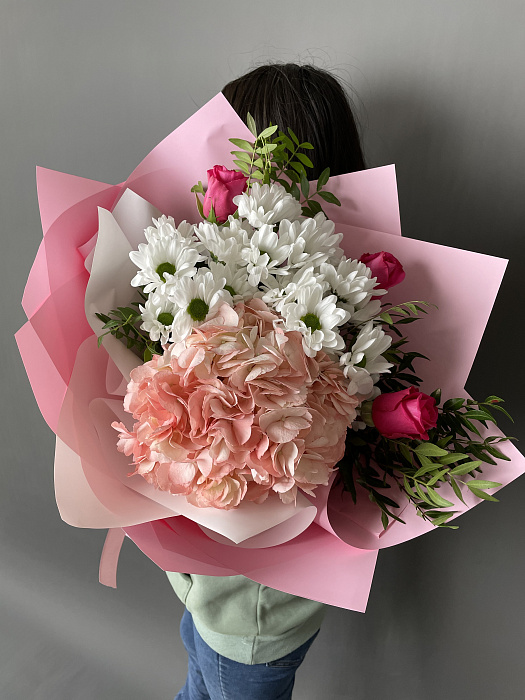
left=157, top=311, right=174, bottom=326
left=187, top=298, right=209, bottom=322
left=259, top=249, right=272, bottom=261
left=210, top=252, right=226, bottom=265
left=301, top=313, right=322, bottom=332
left=224, top=285, right=236, bottom=297
left=156, top=262, right=176, bottom=281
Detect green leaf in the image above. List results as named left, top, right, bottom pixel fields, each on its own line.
left=450, top=477, right=466, bottom=505
left=299, top=141, right=314, bottom=149
left=400, top=444, right=413, bottom=463
left=317, top=190, right=341, bottom=205
left=469, top=444, right=497, bottom=466
left=427, top=468, right=450, bottom=487
left=232, top=150, right=253, bottom=163
left=255, top=143, right=277, bottom=155
left=308, top=199, right=323, bottom=215
left=443, top=398, right=465, bottom=411
left=251, top=170, right=264, bottom=180
left=190, top=181, right=205, bottom=194
left=283, top=169, right=299, bottom=183
left=463, top=410, right=494, bottom=422
left=415, top=482, right=434, bottom=506
left=229, top=137, right=254, bottom=151
left=415, top=443, right=449, bottom=457
left=459, top=416, right=482, bottom=436
left=290, top=161, right=307, bottom=176
left=259, top=125, right=278, bottom=139
left=300, top=173, right=310, bottom=199
left=280, top=134, right=295, bottom=151
left=467, top=479, right=501, bottom=490
left=430, top=388, right=442, bottom=405
left=194, top=192, right=204, bottom=218
left=381, top=510, right=389, bottom=530
left=287, top=127, right=300, bottom=145
left=438, top=452, right=469, bottom=465
left=468, top=487, right=499, bottom=502
left=488, top=403, right=514, bottom=421
left=484, top=443, right=511, bottom=461
left=233, top=160, right=250, bottom=174
left=449, top=460, right=482, bottom=475
left=246, top=113, right=257, bottom=136
left=290, top=183, right=301, bottom=201
left=403, top=475, right=418, bottom=500
left=413, top=459, right=440, bottom=478
left=429, top=511, right=457, bottom=527
left=380, top=312, right=393, bottom=325
left=317, top=167, right=330, bottom=189
left=296, top=152, right=314, bottom=168
left=426, top=486, right=454, bottom=508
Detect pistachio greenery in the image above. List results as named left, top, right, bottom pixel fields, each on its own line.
left=95, top=291, right=162, bottom=362
left=191, top=113, right=341, bottom=221
left=338, top=304, right=513, bottom=529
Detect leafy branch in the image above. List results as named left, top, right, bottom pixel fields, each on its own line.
left=95, top=296, right=162, bottom=362
left=229, top=114, right=341, bottom=217
left=338, top=395, right=514, bottom=530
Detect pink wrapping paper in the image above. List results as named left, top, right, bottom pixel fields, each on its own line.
left=16, top=93, right=524, bottom=611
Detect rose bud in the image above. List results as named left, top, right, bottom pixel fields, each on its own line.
left=359, top=251, right=405, bottom=290
left=202, top=165, right=248, bottom=223
left=371, top=387, right=438, bottom=440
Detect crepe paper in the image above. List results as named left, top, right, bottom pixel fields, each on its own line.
left=99, top=528, right=126, bottom=588
left=17, top=91, right=524, bottom=612
left=125, top=518, right=379, bottom=612
left=311, top=165, right=402, bottom=237
left=15, top=321, right=68, bottom=432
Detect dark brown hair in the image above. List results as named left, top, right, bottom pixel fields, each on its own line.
left=222, top=63, right=366, bottom=179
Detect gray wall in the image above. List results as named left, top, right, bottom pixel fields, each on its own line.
left=2, top=1, right=524, bottom=698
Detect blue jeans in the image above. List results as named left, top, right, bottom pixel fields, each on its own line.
left=175, top=610, right=318, bottom=700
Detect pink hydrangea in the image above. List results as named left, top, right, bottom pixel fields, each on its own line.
left=113, top=300, right=359, bottom=509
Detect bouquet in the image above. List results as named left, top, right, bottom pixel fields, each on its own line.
left=17, top=94, right=524, bottom=611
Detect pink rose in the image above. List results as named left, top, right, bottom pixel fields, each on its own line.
left=202, top=165, right=248, bottom=223
left=359, top=251, right=405, bottom=290
left=371, top=387, right=438, bottom=440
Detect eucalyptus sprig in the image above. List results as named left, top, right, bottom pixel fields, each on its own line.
left=229, top=114, right=341, bottom=216
left=339, top=394, right=513, bottom=530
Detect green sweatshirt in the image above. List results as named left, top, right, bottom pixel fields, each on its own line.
left=167, top=573, right=326, bottom=665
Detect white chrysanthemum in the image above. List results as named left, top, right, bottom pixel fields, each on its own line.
left=140, top=292, right=179, bottom=344
left=130, top=237, right=203, bottom=294
left=282, top=214, right=344, bottom=269
left=234, top=183, right=302, bottom=228
left=320, top=258, right=386, bottom=318
left=208, top=261, right=256, bottom=301
left=195, top=221, right=250, bottom=265
left=144, top=216, right=195, bottom=243
left=170, top=269, right=232, bottom=342
left=352, top=299, right=383, bottom=323
left=281, top=284, right=350, bottom=357
left=340, top=321, right=393, bottom=396
left=241, top=224, right=292, bottom=286
left=224, top=216, right=254, bottom=241
left=262, top=266, right=327, bottom=312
